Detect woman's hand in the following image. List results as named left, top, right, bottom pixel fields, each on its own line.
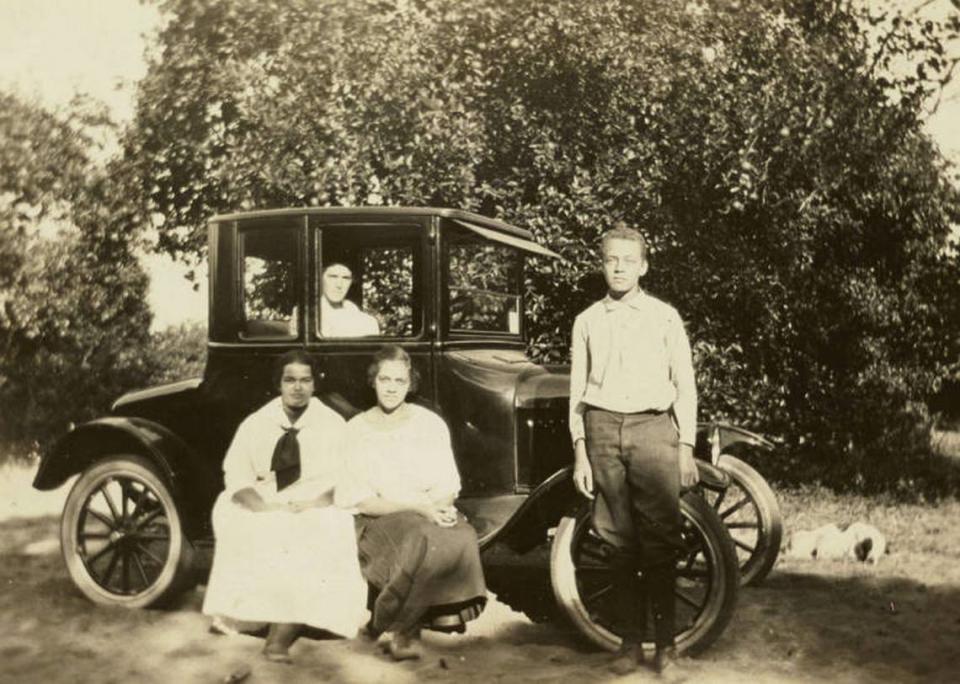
left=285, top=492, right=334, bottom=513
left=417, top=502, right=458, bottom=527
left=244, top=499, right=290, bottom=513
left=233, top=489, right=307, bottom=514
left=434, top=505, right=458, bottom=528
left=233, top=488, right=276, bottom=513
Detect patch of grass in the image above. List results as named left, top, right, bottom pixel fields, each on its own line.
left=778, top=485, right=960, bottom=560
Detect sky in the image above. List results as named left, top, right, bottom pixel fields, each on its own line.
left=1, top=0, right=958, bottom=330
left=0, top=0, right=206, bottom=330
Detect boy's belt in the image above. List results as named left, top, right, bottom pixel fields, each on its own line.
left=584, top=405, right=666, bottom=417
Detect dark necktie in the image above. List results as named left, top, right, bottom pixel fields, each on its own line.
left=271, top=426, right=301, bottom=491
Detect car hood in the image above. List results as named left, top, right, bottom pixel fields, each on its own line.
left=441, top=349, right=570, bottom=409
left=111, top=377, right=203, bottom=413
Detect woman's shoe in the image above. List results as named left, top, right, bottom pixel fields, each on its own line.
left=262, top=623, right=300, bottom=663
left=209, top=615, right=241, bottom=636
left=262, top=645, right=292, bottom=664
left=387, top=630, right=423, bottom=661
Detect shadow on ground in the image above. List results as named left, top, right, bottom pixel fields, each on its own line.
left=2, top=516, right=958, bottom=683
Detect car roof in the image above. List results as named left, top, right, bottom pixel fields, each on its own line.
left=209, top=206, right=531, bottom=239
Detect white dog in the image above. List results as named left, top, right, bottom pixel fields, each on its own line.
left=844, top=521, right=887, bottom=564
left=783, top=522, right=887, bottom=564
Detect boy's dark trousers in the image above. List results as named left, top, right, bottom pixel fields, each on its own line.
left=584, top=408, right=683, bottom=648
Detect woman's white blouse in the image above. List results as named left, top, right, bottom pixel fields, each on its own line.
left=336, top=403, right=461, bottom=508
left=221, top=396, right=348, bottom=503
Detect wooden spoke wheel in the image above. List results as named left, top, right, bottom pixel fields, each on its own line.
left=702, top=454, right=783, bottom=586
left=60, top=455, right=195, bottom=608
left=550, top=492, right=739, bottom=656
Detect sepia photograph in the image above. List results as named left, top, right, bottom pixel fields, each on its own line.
left=1, top=1, right=959, bottom=682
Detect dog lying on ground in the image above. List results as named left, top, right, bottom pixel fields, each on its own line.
left=783, top=522, right=888, bottom=563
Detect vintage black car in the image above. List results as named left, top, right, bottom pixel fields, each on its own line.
left=34, top=207, right=778, bottom=655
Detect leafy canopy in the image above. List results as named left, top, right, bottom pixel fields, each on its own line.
left=129, top=0, right=960, bottom=493
left=0, top=92, right=155, bottom=446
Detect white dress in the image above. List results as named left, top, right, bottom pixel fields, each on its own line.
left=202, top=397, right=367, bottom=636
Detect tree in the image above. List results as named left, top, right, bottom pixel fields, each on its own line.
left=0, top=92, right=155, bottom=448
left=129, top=0, right=960, bottom=493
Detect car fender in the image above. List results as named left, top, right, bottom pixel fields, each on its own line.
left=487, top=459, right=729, bottom=554
left=481, top=467, right=577, bottom=554
left=33, top=417, right=219, bottom=538
left=696, top=422, right=775, bottom=466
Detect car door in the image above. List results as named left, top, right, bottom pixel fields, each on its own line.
left=305, top=213, right=436, bottom=418
left=201, top=215, right=307, bottom=465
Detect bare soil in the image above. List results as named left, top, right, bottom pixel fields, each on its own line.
left=2, top=463, right=958, bottom=683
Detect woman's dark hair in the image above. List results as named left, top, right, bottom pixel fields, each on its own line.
left=273, top=349, right=318, bottom=390
left=367, top=345, right=420, bottom=393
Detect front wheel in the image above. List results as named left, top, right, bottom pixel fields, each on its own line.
left=550, top=492, right=738, bottom=656
left=60, top=455, right=195, bottom=608
left=706, top=454, right=783, bottom=586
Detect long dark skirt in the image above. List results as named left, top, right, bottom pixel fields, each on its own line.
left=356, top=511, right=487, bottom=635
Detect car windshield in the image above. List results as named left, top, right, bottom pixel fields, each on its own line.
left=447, top=236, right=522, bottom=335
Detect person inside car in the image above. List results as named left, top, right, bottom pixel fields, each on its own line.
left=202, top=350, right=367, bottom=662
left=336, top=345, right=486, bottom=661
left=569, top=223, right=699, bottom=676
left=320, top=262, right=381, bottom=337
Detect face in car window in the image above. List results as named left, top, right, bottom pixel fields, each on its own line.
left=319, top=262, right=381, bottom=338
left=322, top=263, right=354, bottom=306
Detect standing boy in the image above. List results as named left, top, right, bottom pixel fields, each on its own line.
left=569, top=224, right=699, bottom=675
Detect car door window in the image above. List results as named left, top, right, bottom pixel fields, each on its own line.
left=316, top=225, right=421, bottom=338
left=239, top=226, right=298, bottom=339
left=448, top=238, right=522, bottom=335
left=359, top=245, right=415, bottom=336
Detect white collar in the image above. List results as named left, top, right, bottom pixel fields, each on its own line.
left=321, top=297, right=359, bottom=313
left=602, top=288, right=646, bottom=312
left=271, top=396, right=320, bottom=430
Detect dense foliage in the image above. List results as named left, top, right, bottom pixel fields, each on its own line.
left=126, top=0, right=960, bottom=493
left=0, top=93, right=160, bottom=448
left=143, top=321, right=208, bottom=387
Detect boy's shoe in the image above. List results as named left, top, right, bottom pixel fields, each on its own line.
left=609, top=641, right=644, bottom=676
left=653, top=645, right=679, bottom=675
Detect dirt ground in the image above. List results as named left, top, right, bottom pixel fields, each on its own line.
left=2, top=463, right=959, bottom=684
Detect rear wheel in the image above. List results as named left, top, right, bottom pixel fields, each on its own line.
left=60, top=455, right=195, bottom=608
left=704, top=454, right=783, bottom=586
left=550, top=492, right=738, bottom=656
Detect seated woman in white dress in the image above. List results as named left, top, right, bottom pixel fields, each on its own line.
left=202, top=350, right=367, bottom=662
left=337, top=346, right=486, bottom=661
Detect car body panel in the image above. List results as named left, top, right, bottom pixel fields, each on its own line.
left=36, top=207, right=755, bottom=554
left=33, top=415, right=220, bottom=537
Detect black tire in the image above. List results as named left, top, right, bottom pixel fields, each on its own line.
left=549, top=492, right=739, bottom=656
left=60, top=454, right=196, bottom=608
left=707, top=454, right=783, bottom=586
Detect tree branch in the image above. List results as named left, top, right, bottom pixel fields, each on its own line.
left=928, top=57, right=960, bottom=113
left=908, top=0, right=940, bottom=17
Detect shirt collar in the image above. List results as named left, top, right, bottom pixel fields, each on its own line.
left=321, top=297, right=358, bottom=314
left=602, top=288, right=646, bottom=312
left=273, top=396, right=316, bottom=430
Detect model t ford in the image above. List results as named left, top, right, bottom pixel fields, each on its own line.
left=34, top=207, right=780, bottom=655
